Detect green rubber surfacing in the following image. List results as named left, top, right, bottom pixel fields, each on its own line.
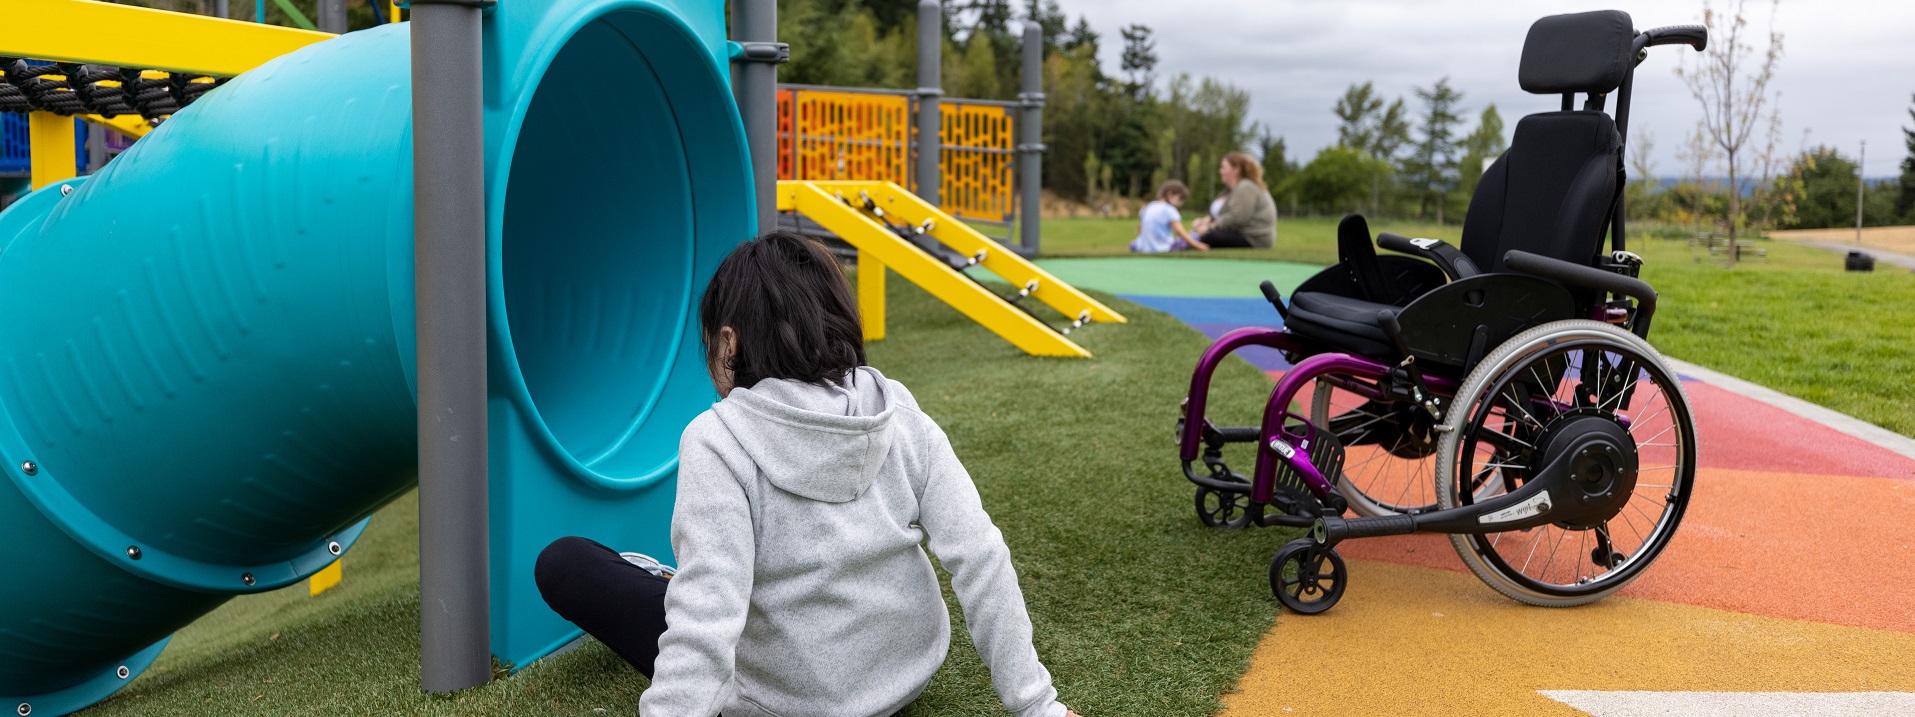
left=1034, top=257, right=1321, bottom=298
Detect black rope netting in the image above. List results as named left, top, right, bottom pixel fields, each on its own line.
left=1, top=58, right=227, bottom=124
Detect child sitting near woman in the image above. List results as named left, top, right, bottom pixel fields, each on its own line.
left=1129, top=180, right=1208, bottom=253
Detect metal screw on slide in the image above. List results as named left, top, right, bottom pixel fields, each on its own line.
left=126, top=546, right=142, bottom=560
left=241, top=572, right=255, bottom=586
left=328, top=541, right=343, bottom=556
left=18, top=461, right=34, bottom=476
left=58, top=184, right=72, bottom=197
left=18, top=702, right=30, bottom=716
left=116, top=665, right=130, bottom=680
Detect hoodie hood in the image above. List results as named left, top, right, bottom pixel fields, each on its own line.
left=710, top=366, right=897, bottom=503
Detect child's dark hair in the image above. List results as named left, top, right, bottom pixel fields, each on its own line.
left=698, top=231, right=866, bottom=390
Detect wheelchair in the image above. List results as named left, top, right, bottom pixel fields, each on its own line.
left=1175, top=11, right=1708, bottom=614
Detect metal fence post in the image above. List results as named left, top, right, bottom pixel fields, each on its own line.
left=319, top=0, right=348, bottom=33
left=914, top=0, right=940, bottom=207
left=1016, top=22, right=1044, bottom=255
left=733, top=0, right=783, bottom=236
left=410, top=0, right=491, bottom=694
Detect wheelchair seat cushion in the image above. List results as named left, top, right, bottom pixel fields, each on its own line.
left=1286, top=291, right=1399, bottom=357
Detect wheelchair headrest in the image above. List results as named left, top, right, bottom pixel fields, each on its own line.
left=1519, top=10, right=1636, bottom=95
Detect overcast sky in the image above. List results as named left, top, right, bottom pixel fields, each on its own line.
left=1050, top=0, right=1915, bottom=178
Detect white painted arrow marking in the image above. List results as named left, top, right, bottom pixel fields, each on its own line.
left=1541, top=691, right=1915, bottom=716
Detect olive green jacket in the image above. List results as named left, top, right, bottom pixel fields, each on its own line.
left=1216, top=179, right=1276, bottom=248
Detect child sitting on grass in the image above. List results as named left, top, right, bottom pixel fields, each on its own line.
left=536, top=231, right=1080, bottom=717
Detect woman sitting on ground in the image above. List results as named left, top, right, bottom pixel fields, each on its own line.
left=1129, top=180, right=1208, bottom=253
left=1190, top=152, right=1276, bottom=249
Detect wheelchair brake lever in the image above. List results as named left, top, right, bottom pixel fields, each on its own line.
left=1259, top=280, right=1290, bottom=320
left=1377, top=310, right=1444, bottom=421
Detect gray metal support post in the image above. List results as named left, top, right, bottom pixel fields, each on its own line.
left=914, top=0, right=941, bottom=206
left=733, top=0, right=781, bottom=236
left=410, top=0, right=491, bottom=694
left=84, top=123, right=107, bottom=172
left=1016, top=22, right=1045, bottom=255
left=214, top=0, right=230, bottom=19
left=319, top=0, right=349, bottom=33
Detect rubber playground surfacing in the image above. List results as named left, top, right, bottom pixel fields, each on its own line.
left=1037, top=254, right=1915, bottom=716
left=89, top=252, right=1915, bottom=716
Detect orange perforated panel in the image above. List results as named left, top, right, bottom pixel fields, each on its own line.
left=776, top=87, right=793, bottom=180
left=786, top=89, right=912, bottom=186
left=938, top=101, right=1014, bottom=223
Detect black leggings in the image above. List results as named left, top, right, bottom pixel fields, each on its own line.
left=535, top=536, right=672, bottom=678
left=1201, top=227, right=1258, bottom=248
left=535, top=537, right=911, bottom=717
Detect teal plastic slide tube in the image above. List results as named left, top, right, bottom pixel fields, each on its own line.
left=0, top=1, right=751, bottom=713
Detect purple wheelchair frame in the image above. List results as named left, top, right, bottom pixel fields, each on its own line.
left=1178, top=327, right=1459, bottom=513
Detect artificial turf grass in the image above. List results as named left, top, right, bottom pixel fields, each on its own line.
left=83, top=272, right=1293, bottom=716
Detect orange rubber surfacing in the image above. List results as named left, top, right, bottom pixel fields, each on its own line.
left=1220, top=367, right=1915, bottom=713
left=1219, top=559, right=1915, bottom=716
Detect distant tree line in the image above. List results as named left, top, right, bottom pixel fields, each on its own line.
left=776, top=0, right=1258, bottom=208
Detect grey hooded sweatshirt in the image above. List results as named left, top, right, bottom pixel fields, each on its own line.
left=639, top=366, right=1066, bottom=717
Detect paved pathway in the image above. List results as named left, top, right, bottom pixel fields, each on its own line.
left=1796, top=239, right=1915, bottom=271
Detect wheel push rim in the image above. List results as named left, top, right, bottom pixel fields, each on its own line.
left=1451, top=336, right=1695, bottom=598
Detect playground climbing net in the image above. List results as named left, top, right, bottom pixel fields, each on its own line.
left=0, top=59, right=225, bottom=123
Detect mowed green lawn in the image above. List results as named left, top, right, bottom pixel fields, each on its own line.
left=85, top=274, right=1289, bottom=716
left=1037, top=215, right=1915, bottom=437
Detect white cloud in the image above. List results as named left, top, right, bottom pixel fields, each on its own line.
left=1051, top=0, right=1915, bottom=177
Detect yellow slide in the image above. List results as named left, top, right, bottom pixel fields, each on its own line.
left=779, top=180, right=1124, bottom=358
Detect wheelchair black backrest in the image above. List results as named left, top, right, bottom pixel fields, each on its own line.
left=1459, top=10, right=1634, bottom=274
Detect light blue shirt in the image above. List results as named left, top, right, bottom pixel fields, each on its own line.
left=1130, top=200, right=1184, bottom=253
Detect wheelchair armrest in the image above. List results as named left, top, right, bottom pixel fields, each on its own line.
left=1503, top=250, right=1658, bottom=337
left=1377, top=233, right=1480, bottom=281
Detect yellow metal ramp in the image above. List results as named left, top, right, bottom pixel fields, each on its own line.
left=778, top=180, right=1124, bottom=358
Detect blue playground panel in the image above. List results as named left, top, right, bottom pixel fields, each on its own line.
left=0, top=113, right=89, bottom=177
left=0, top=2, right=750, bottom=714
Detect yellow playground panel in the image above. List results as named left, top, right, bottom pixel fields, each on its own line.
left=784, top=88, right=913, bottom=186
left=937, top=100, right=1015, bottom=223
left=776, top=86, right=1018, bottom=227
left=779, top=180, right=1122, bottom=358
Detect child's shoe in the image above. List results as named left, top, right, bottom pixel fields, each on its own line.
left=619, top=552, right=677, bottom=579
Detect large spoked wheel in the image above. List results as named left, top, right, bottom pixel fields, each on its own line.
left=1310, top=375, right=1441, bottom=516
left=1435, top=320, right=1696, bottom=607
left=1269, top=538, right=1347, bottom=614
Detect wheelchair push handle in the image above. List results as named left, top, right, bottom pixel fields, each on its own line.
left=1503, top=250, right=1657, bottom=336
left=1639, top=24, right=1707, bottom=52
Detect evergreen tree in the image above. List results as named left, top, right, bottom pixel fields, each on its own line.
left=1333, top=82, right=1383, bottom=152
left=1023, top=0, right=1067, bottom=55
left=1455, top=104, right=1506, bottom=209
left=1899, top=93, right=1915, bottom=221
left=1372, top=98, right=1412, bottom=162
left=1065, top=17, right=1099, bottom=55
left=1119, top=24, right=1158, bottom=97
left=1401, top=77, right=1465, bottom=222
left=1257, top=130, right=1297, bottom=208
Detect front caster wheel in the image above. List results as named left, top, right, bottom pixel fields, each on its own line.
left=1269, top=539, right=1347, bottom=614
left=1195, top=486, right=1260, bottom=529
